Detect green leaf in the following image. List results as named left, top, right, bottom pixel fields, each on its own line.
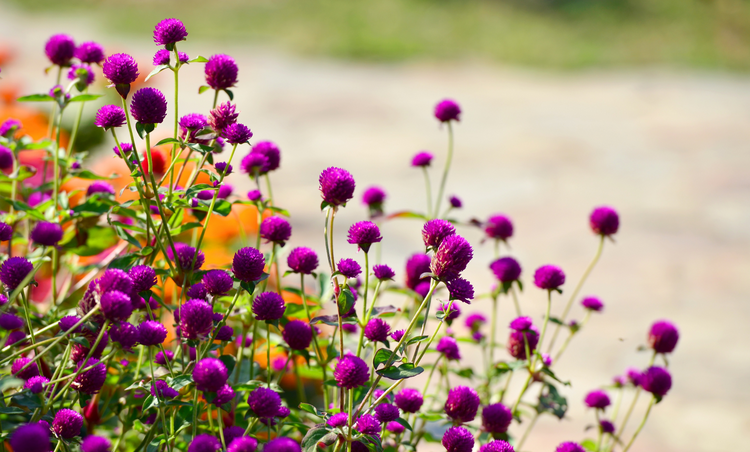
left=225, top=89, right=234, bottom=100
left=109, top=253, right=141, bottom=270
left=73, top=170, right=116, bottom=180
left=372, top=305, right=398, bottom=317
left=373, top=348, right=394, bottom=369
left=377, top=363, right=424, bottom=380
left=298, top=403, right=322, bottom=417
left=17, top=94, right=54, bottom=102
left=188, top=56, right=209, bottom=63
left=170, top=222, right=202, bottom=235
left=581, top=439, right=598, bottom=452
left=213, top=199, right=233, bottom=216
left=386, top=210, right=428, bottom=221
left=0, top=377, right=24, bottom=392
left=146, top=65, right=170, bottom=81
left=405, top=335, right=429, bottom=346
left=69, top=94, right=103, bottom=102
left=133, top=419, right=147, bottom=433
left=64, top=227, right=119, bottom=256
left=302, top=426, right=335, bottom=452
left=155, top=137, right=180, bottom=147
left=0, top=406, right=25, bottom=415
left=198, top=85, right=211, bottom=94
left=395, top=417, right=413, bottom=432
left=537, top=383, right=568, bottom=419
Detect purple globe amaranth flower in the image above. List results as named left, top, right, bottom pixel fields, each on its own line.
left=101, top=290, right=133, bottom=322
left=0, top=223, right=12, bottom=241
left=480, top=441, right=515, bottom=452
left=362, top=186, right=386, bottom=210
left=154, top=18, right=188, bottom=46
left=223, top=122, right=253, bottom=144
left=30, top=221, right=63, bottom=247
left=94, top=105, right=126, bottom=130
left=205, top=54, right=238, bottom=90
left=449, top=195, right=462, bottom=209
left=215, top=162, right=233, bottom=176
left=12, top=358, right=39, bottom=380
left=283, top=320, right=313, bottom=350
left=386, top=420, right=405, bottom=434
left=334, top=355, right=369, bottom=389
left=347, top=221, right=382, bottom=253
left=626, top=367, right=643, bottom=386
left=193, top=358, right=228, bottom=392
left=465, top=313, right=487, bottom=331
left=319, top=167, right=355, bottom=207
left=10, top=423, right=51, bottom=452
left=129, top=265, right=157, bottom=293
left=167, top=242, right=205, bottom=273
left=534, top=265, right=565, bottom=290
left=81, top=435, right=111, bottom=452
left=202, top=270, right=233, bottom=296
left=600, top=420, right=615, bottom=434
left=641, top=366, right=672, bottom=397
left=240, top=152, right=267, bottom=175
left=507, top=325, right=539, bottom=360
left=154, top=49, right=189, bottom=66
left=355, top=414, right=381, bottom=435
left=1, top=256, right=34, bottom=290
left=328, top=412, right=349, bottom=428
left=590, top=206, right=620, bottom=236
left=0, top=119, right=22, bottom=138
left=287, top=247, right=318, bottom=275
left=247, top=387, right=281, bottom=418
left=490, top=257, right=521, bottom=283
left=253, top=292, right=285, bottom=321
left=76, top=41, right=105, bottom=64
left=373, top=264, right=395, bottom=281
left=222, top=426, right=245, bottom=447
left=364, top=318, right=390, bottom=343
left=510, top=316, right=533, bottom=331
left=337, top=258, right=361, bottom=278
left=232, top=247, right=265, bottom=282
left=442, top=426, right=473, bottom=452
left=447, top=278, right=474, bottom=303
left=431, top=234, right=473, bottom=282
left=208, top=101, right=238, bottom=132
left=374, top=403, right=400, bottom=423
left=485, top=214, right=513, bottom=241
left=151, top=380, right=179, bottom=399
left=180, top=299, right=214, bottom=339
left=0, top=146, right=12, bottom=170
left=227, top=437, right=257, bottom=452
left=252, top=141, right=281, bottom=173
left=103, top=53, right=139, bottom=97
left=264, top=438, right=301, bottom=452
left=411, top=151, right=433, bottom=167
left=179, top=113, right=208, bottom=140
left=25, top=376, right=49, bottom=394
left=45, top=34, right=76, bottom=66
left=0, top=313, right=23, bottom=330
left=436, top=336, right=461, bottom=360
left=437, top=301, right=461, bottom=322
left=482, top=403, right=512, bottom=433
left=648, top=320, right=679, bottom=354
left=581, top=296, right=604, bottom=312
left=186, top=283, right=208, bottom=300
left=130, top=87, right=168, bottom=125
left=5, top=331, right=27, bottom=347
left=113, top=142, right=132, bottom=157
left=585, top=390, right=611, bottom=410
left=86, top=181, right=116, bottom=197
left=342, top=323, right=358, bottom=334
left=390, top=329, right=405, bottom=342
left=422, top=219, right=455, bottom=250
left=395, top=388, right=423, bottom=413
left=68, top=64, right=95, bottom=87
left=260, top=216, right=292, bottom=246
left=188, top=434, right=221, bottom=452
left=138, top=320, right=167, bottom=346
left=72, top=358, right=107, bottom=394
left=211, top=384, right=235, bottom=405
left=154, top=351, right=175, bottom=368
left=110, top=322, right=138, bottom=350
left=434, top=99, right=461, bottom=123
left=555, top=442, right=585, bottom=452
left=445, top=386, right=480, bottom=424
left=405, top=253, right=431, bottom=291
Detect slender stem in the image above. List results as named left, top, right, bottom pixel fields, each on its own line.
left=299, top=274, right=329, bottom=408
left=421, top=167, right=432, bottom=219
left=433, top=121, right=454, bottom=218
left=346, top=388, right=354, bottom=452
left=53, top=108, right=62, bottom=214
left=249, top=319, right=259, bottom=381
left=266, top=323, right=272, bottom=387
left=355, top=251, right=370, bottom=357
left=414, top=300, right=454, bottom=365
left=191, top=387, right=199, bottom=439
left=265, top=174, right=275, bottom=206
left=510, top=285, right=522, bottom=317
left=410, top=283, right=436, bottom=361
left=50, top=321, right=110, bottom=404
left=170, top=47, right=180, bottom=197
left=596, top=410, right=603, bottom=452
left=66, top=86, right=88, bottom=157
left=554, top=310, right=591, bottom=363
left=217, top=405, right=226, bottom=450
left=536, top=291, right=553, bottom=367
left=47, top=67, right=62, bottom=138
left=293, top=358, right=305, bottom=403
left=19, top=291, right=36, bottom=346
left=149, top=347, right=172, bottom=452
left=489, top=296, right=498, bottom=368
left=621, top=397, right=655, bottom=452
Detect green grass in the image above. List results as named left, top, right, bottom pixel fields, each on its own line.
left=8, top=0, right=750, bottom=70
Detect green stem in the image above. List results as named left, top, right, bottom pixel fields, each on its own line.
left=170, top=47, right=180, bottom=197
left=422, top=167, right=433, bottom=219
left=355, top=251, right=370, bottom=357
left=299, top=274, right=329, bottom=408
left=249, top=319, right=259, bottom=381
left=266, top=323, right=272, bottom=387
left=66, top=86, right=87, bottom=157
left=433, top=121, right=454, bottom=218
left=149, top=348, right=172, bottom=452
left=50, top=320, right=110, bottom=404
left=621, top=397, right=656, bottom=452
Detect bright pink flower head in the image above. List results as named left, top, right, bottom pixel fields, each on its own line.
left=589, top=206, right=620, bottom=236
left=533, top=265, right=565, bottom=290
left=153, top=18, right=188, bottom=46
left=442, top=426, right=473, bottom=452
left=193, top=358, right=228, bottom=392
left=434, top=99, right=461, bottom=123
left=319, top=167, right=356, bottom=207
left=205, top=54, right=238, bottom=90
left=648, top=320, right=679, bottom=354
left=485, top=214, right=513, bottom=241
left=76, top=41, right=105, bottom=64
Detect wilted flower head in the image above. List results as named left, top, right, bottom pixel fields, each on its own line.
left=76, top=41, right=105, bottom=64
left=584, top=390, right=611, bottom=410
left=138, top=320, right=167, bottom=346
left=130, top=87, right=168, bottom=125
left=431, top=235, right=473, bottom=282
left=434, top=99, right=461, bottom=123
left=247, top=387, right=281, bottom=418
left=202, top=270, right=233, bottom=296
left=444, top=386, right=480, bottom=423
left=485, top=214, right=513, bottom=241
left=334, top=355, right=369, bottom=389
left=422, top=219, right=455, bottom=250
left=590, top=206, right=620, bottom=236
left=533, top=265, right=565, bottom=290
left=94, top=105, right=126, bottom=130
left=205, top=54, right=238, bottom=90
left=232, top=247, right=265, bottom=282
left=436, top=336, right=461, bottom=360
left=45, top=34, right=76, bottom=66
left=482, top=403, right=512, bottom=433
left=193, top=358, right=228, bottom=392
left=30, top=221, right=63, bottom=246
left=153, top=18, right=188, bottom=46
left=1, top=257, right=34, bottom=291
left=347, top=221, right=382, bottom=252
left=208, top=101, right=238, bottom=132
left=648, top=320, right=679, bottom=354
left=223, top=123, right=253, bottom=145
left=641, top=366, right=672, bottom=397
left=442, top=426, right=473, bottom=452
left=252, top=292, right=285, bottom=321
left=179, top=299, right=214, bottom=339
left=260, top=216, right=292, bottom=246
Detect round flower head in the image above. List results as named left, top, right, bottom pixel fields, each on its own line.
left=449, top=195, right=462, bottom=209
left=53, top=408, right=83, bottom=438
left=437, top=301, right=461, bottom=322
left=129, top=265, right=157, bottom=293
left=151, top=380, right=179, bottom=399
left=395, top=388, right=423, bottom=413
left=641, top=366, right=672, bottom=397
left=436, top=336, right=461, bottom=360
left=334, top=355, right=370, bottom=389
left=180, top=299, right=214, bottom=339
left=12, top=358, right=39, bottom=380
left=507, top=325, right=539, bottom=360
left=68, top=64, right=95, bottom=87
left=337, top=258, right=361, bottom=279
left=205, top=54, right=238, bottom=90
left=103, top=53, right=139, bottom=87
left=153, top=49, right=189, bottom=65
left=179, top=113, right=208, bottom=141
left=155, top=350, right=174, bottom=366
left=534, top=265, right=565, bottom=290
left=510, top=316, right=533, bottom=331
left=364, top=318, right=390, bottom=343
left=590, top=206, right=620, bottom=236
left=138, top=320, right=167, bottom=346
left=81, top=435, right=111, bottom=452
left=342, top=323, right=358, bottom=334
left=193, top=358, right=228, bottom=392
left=482, top=403, right=512, bottom=433
left=442, top=426, right=473, bottom=452
left=648, top=320, right=679, bottom=354
left=445, top=386, right=480, bottom=423
left=0, top=119, right=22, bottom=138
left=386, top=421, right=405, bottom=434
left=362, top=185, right=386, bottom=208
left=556, top=442, right=585, bottom=452
left=490, top=257, right=521, bottom=283
left=72, top=358, right=107, bottom=394
left=319, top=167, right=356, bottom=207
left=186, top=283, right=208, bottom=300
left=168, top=242, right=205, bottom=273
left=581, top=296, right=603, bottom=312
left=25, top=376, right=49, bottom=394
left=447, top=278, right=474, bottom=303
left=10, top=423, right=50, bottom=452
left=584, top=390, right=611, bottom=410
left=260, top=216, right=292, bottom=246
left=480, top=441, right=514, bottom=452
left=153, top=18, right=188, bottom=46
left=208, top=101, right=238, bottom=132
left=188, top=434, right=221, bottom=452
left=0, top=313, right=23, bottom=330
left=101, top=290, right=133, bottom=322
left=76, top=41, right=105, bottom=64
left=264, top=438, right=301, bottom=452
left=252, top=292, right=285, bottom=321
left=405, top=253, right=431, bottom=291
left=600, top=420, right=615, bottom=434
left=130, top=87, right=168, bottom=125
left=223, top=122, right=253, bottom=145
left=328, top=412, right=349, bottom=428
left=1, top=256, right=34, bottom=290
left=422, top=219, right=455, bottom=250
left=374, top=403, right=399, bottom=423
left=485, top=214, right=513, bottom=241
left=390, top=329, right=405, bottom=342
left=45, top=34, right=75, bottom=66
left=247, top=387, right=281, bottom=418
left=113, top=142, right=132, bottom=157
left=110, top=322, right=138, bottom=350
left=287, top=247, right=318, bottom=275
left=215, top=162, right=233, bottom=176
left=431, top=234, right=473, bottom=282
left=434, top=99, right=461, bottom=123
left=373, top=264, right=395, bottom=281
left=232, top=247, right=265, bottom=282
left=355, top=414, right=381, bottom=435
left=347, top=221, right=382, bottom=253
left=252, top=141, right=281, bottom=173
left=6, top=331, right=27, bottom=347
left=411, top=151, right=433, bottom=167
left=94, top=105, right=126, bottom=130
left=0, top=222, right=11, bottom=240
left=240, top=152, right=267, bottom=175
left=30, top=221, right=63, bottom=247
left=202, top=270, right=234, bottom=296
left=282, top=320, right=313, bottom=350
left=86, top=181, right=116, bottom=197
left=228, top=437, right=258, bottom=452
left=222, top=426, right=245, bottom=448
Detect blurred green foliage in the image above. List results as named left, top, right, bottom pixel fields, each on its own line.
left=8, top=0, right=750, bottom=69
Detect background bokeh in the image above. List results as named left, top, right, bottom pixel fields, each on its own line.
left=1, top=0, right=749, bottom=451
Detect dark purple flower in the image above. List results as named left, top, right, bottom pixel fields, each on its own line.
left=205, top=54, right=238, bottom=90
left=283, top=320, right=313, bottom=350
left=337, top=258, right=361, bottom=279
left=76, top=41, right=105, bottom=64
left=10, top=423, right=50, bottom=452
left=188, top=434, right=221, bottom=452
left=287, top=247, right=318, bottom=275
left=485, top=215, right=513, bottom=241
left=247, top=387, right=281, bottom=418
left=227, top=437, right=257, bottom=452
left=80, top=435, right=111, bottom=452
left=202, top=270, right=233, bottom=296
left=45, top=34, right=76, bottom=66
left=260, top=216, right=292, bottom=246
left=600, top=420, right=615, bottom=434
left=240, top=152, right=267, bottom=175
left=395, top=388, right=423, bottom=413
left=215, top=162, right=233, bottom=176
left=180, top=299, right=214, bottom=339
left=447, top=278, right=474, bottom=303
left=374, top=403, right=399, bottom=423
left=648, top=320, right=679, bottom=354
left=208, top=102, right=238, bottom=132
left=386, top=421, right=404, bottom=434
left=1, top=257, right=34, bottom=290
left=110, top=322, right=138, bottom=350
left=0, top=313, right=23, bottom=330
left=5, top=331, right=27, bottom=347
left=101, top=290, right=133, bottom=322
left=153, top=49, right=189, bottom=66
left=72, top=358, right=107, bottom=394
left=584, top=390, right=611, bottom=409
left=411, top=151, right=433, bottom=167
left=319, top=167, right=355, bottom=207
left=533, top=265, right=565, bottom=290
left=186, top=283, right=207, bottom=300
left=590, top=206, right=620, bottom=236
left=138, top=320, right=167, bottom=346
left=641, top=366, right=672, bottom=397
left=30, top=221, right=63, bottom=247
left=0, top=119, right=21, bottom=138
left=12, top=358, right=39, bottom=380
left=130, top=87, right=168, bottom=125
left=223, top=123, right=253, bottom=145
left=0, top=147, right=11, bottom=170
left=480, top=441, right=514, bottom=452
left=151, top=380, right=179, bottom=399
left=626, top=367, right=643, bottom=386
left=233, top=247, right=265, bottom=282
left=364, top=318, right=390, bottom=343
left=507, top=326, right=539, bottom=360
left=129, top=265, right=157, bottom=293
left=434, top=99, right=461, bottom=123
left=581, top=296, right=603, bottom=312
left=167, top=242, right=205, bottom=273
left=355, top=414, right=381, bottom=435
left=334, top=355, right=369, bottom=389
left=252, top=292, right=285, bottom=321
left=555, top=442, right=585, bottom=452
left=347, top=221, right=382, bottom=253
left=449, top=195, right=462, bottom=209
left=155, top=350, right=174, bottom=365
left=252, top=141, right=281, bottom=173
left=103, top=53, right=139, bottom=86
left=442, top=426, right=473, bottom=452
left=210, top=384, right=234, bottom=405
left=25, top=376, right=49, bottom=394
left=373, top=264, right=395, bottom=281
left=154, top=18, right=188, bottom=46
left=423, top=219, right=457, bottom=251
left=113, top=142, right=132, bottom=157
left=216, top=184, right=233, bottom=199
left=436, top=336, right=461, bottom=360
left=0, top=223, right=11, bottom=242
left=437, top=301, right=461, bottom=322
left=362, top=186, right=386, bottom=210
left=445, top=386, right=480, bottom=423
left=193, top=358, right=228, bottom=392
left=67, top=64, right=95, bottom=87
left=94, top=105, right=126, bottom=130
left=222, top=426, right=246, bottom=447
left=86, top=181, right=116, bottom=197
left=431, top=234, right=473, bottom=282
left=263, top=438, right=300, bottom=452
left=404, top=254, right=430, bottom=292
left=510, top=316, right=533, bottom=331
left=465, top=313, right=486, bottom=331
left=489, top=257, right=521, bottom=283
left=482, top=403, right=512, bottom=433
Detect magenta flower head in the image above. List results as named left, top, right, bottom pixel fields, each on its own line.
left=510, top=316, right=533, bottom=331
left=72, top=358, right=107, bottom=394
left=485, top=214, right=513, bottom=241
left=390, top=329, right=405, bottom=342
left=534, top=265, right=565, bottom=291
left=590, top=206, right=620, bottom=236
left=53, top=408, right=83, bottom=438
left=232, top=247, right=265, bottom=282
left=386, top=421, right=405, bottom=434
left=431, top=235, right=473, bottom=282
left=287, top=247, right=318, bottom=275
left=193, top=358, right=228, bottom=392
left=223, top=123, right=253, bottom=145
left=103, top=53, right=139, bottom=97
left=240, top=152, right=267, bottom=176
left=110, top=322, right=138, bottom=350
left=130, top=87, right=168, bottom=125
left=447, top=278, right=474, bottom=303
left=373, top=264, right=395, bottom=281
left=0, top=147, right=12, bottom=170
left=264, top=438, right=301, bottom=452
left=209, top=383, right=234, bottom=405
left=76, top=41, right=105, bottom=64
left=490, top=257, right=521, bottom=283
left=411, top=151, right=433, bottom=167
left=188, top=434, right=221, bottom=452
left=252, top=141, right=281, bottom=173
left=94, top=105, right=126, bottom=130
left=555, top=442, right=585, bottom=452
left=442, top=426, right=473, bottom=452
left=186, top=283, right=208, bottom=300
left=405, top=253, right=431, bottom=291
left=202, top=270, right=233, bottom=296
left=482, top=403, right=512, bottom=433
left=507, top=325, right=539, bottom=360
left=599, top=420, right=615, bottom=434
left=449, top=195, right=463, bottom=209
left=179, top=113, right=209, bottom=142
left=422, top=219, right=455, bottom=250
left=179, top=299, right=214, bottom=339
left=362, top=186, right=386, bottom=216
left=335, top=259, right=359, bottom=279
left=260, top=216, right=292, bottom=246
left=215, top=162, right=233, bottom=177
left=437, top=301, right=461, bottom=322
left=347, top=221, right=382, bottom=253
left=436, top=336, right=461, bottom=360
left=584, top=390, right=611, bottom=410
left=168, top=242, right=205, bottom=273
left=81, top=436, right=111, bottom=452
left=328, top=412, right=349, bottom=428
left=0, top=119, right=21, bottom=138
left=641, top=366, right=672, bottom=398
left=434, top=99, right=461, bottom=123
left=68, top=64, right=95, bottom=88
left=319, top=167, right=356, bottom=207
left=247, top=387, right=281, bottom=418
left=253, top=292, right=286, bottom=321
left=0, top=223, right=12, bottom=241
left=480, top=440, right=514, bottom=452
left=282, top=320, right=313, bottom=350
left=1, top=256, right=34, bottom=291
left=445, top=386, right=480, bottom=423
left=101, top=290, right=133, bottom=322
left=648, top=320, right=679, bottom=354
left=395, top=388, right=423, bottom=413
left=152, top=380, right=179, bottom=399
left=129, top=265, right=157, bottom=293
left=205, top=54, right=238, bottom=90
left=86, top=181, right=115, bottom=197
left=215, top=325, right=234, bottom=342
left=465, top=313, right=487, bottom=331
left=355, top=414, right=381, bottom=435
left=30, top=221, right=63, bottom=247
left=12, top=358, right=39, bottom=380
left=374, top=403, right=400, bottom=423
left=10, top=423, right=50, bottom=452
left=222, top=426, right=246, bottom=448
left=334, top=355, right=369, bottom=389
left=581, top=296, right=604, bottom=312
left=25, top=376, right=49, bottom=394
left=208, top=101, right=238, bottom=132
left=153, top=18, right=188, bottom=46
left=364, top=318, right=390, bottom=343
left=138, top=320, right=167, bottom=346
left=45, top=34, right=75, bottom=66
